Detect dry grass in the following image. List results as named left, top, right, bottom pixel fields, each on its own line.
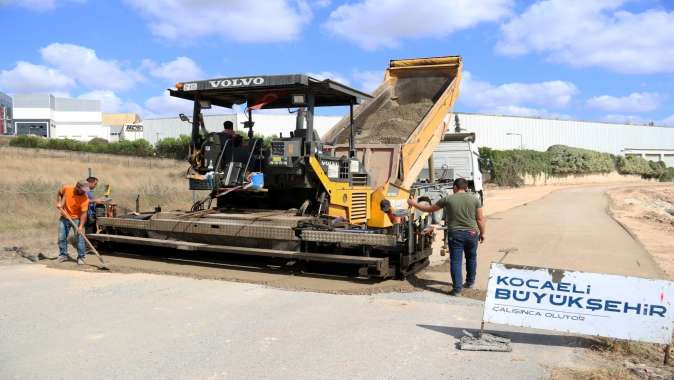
left=549, top=367, right=636, bottom=380
left=590, top=338, right=672, bottom=365
left=0, top=147, right=197, bottom=239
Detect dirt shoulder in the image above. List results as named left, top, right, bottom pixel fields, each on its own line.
left=607, top=184, right=674, bottom=280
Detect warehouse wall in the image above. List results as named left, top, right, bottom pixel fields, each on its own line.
left=142, top=113, right=342, bottom=144
left=450, top=112, right=674, bottom=155
left=142, top=114, right=237, bottom=144
left=237, top=113, right=342, bottom=139
left=51, top=124, right=108, bottom=140
left=145, top=111, right=674, bottom=160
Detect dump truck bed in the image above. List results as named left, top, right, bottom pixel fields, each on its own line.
left=329, top=77, right=448, bottom=144
left=324, top=56, right=462, bottom=190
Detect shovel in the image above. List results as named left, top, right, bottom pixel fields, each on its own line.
left=58, top=208, right=109, bottom=270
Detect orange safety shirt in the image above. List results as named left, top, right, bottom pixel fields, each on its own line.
left=61, top=185, right=89, bottom=219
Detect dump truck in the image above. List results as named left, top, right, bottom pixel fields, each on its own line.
left=419, top=130, right=485, bottom=204
left=89, top=56, right=462, bottom=278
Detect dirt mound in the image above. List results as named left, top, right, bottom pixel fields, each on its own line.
left=608, top=185, right=674, bottom=279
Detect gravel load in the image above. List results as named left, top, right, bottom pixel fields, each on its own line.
left=333, top=75, right=448, bottom=144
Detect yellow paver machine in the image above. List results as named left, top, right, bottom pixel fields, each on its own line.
left=89, top=56, right=462, bottom=278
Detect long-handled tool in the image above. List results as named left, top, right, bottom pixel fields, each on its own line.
left=58, top=209, right=109, bottom=270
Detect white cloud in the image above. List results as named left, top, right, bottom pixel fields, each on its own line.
left=143, top=56, right=204, bottom=83
left=1, top=0, right=85, bottom=11
left=497, top=0, right=674, bottom=74
left=78, top=90, right=145, bottom=114
left=352, top=70, right=382, bottom=93
left=125, top=0, right=311, bottom=43
left=325, top=0, right=513, bottom=49
left=459, top=71, right=578, bottom=115
left=587, top=92, right=661, bottom=113
left=144, top=91, right=232, bottom=118
left=40, top=43, right=143, bottom=91
left=0, top=61, right=75, bottom=93
left=307, top=71, right=350, bottom=86
left=143, top=91, right=196, bottom=118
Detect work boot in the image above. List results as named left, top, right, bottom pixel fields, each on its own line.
left=77, top=257, right=85, bottom=266
left=55, top=255, right=68, bottom=263
left=449, top=288, right=462, bottom=296
left=463, top=282, right=474, bottom=289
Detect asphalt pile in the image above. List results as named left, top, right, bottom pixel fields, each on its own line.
left=344, top=75, right=448, bottom=144
left=354, top=99, right=433, bottom=144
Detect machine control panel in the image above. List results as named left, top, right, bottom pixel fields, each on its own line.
left=269, top=140, right=301, bottom=167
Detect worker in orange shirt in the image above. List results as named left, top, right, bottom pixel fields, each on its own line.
left=55, top=180, right=90, bottom=265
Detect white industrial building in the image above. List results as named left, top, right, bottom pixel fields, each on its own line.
left=0, top=91, right=12, bottom=135
left=449, top=112, right=674, bottom=167
left=101, top=113, right=143, bottom=142
left=12, top=94, right=106, bottom=141
left=141, top=111, right=674, bottom=166
left=8, top=93, right=672, bottom=166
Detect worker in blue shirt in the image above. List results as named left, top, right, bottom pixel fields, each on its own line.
left=85, top=176, right=102, bottom=234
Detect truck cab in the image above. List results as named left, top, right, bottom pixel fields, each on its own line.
left=418, top=131, right=484, bottom=205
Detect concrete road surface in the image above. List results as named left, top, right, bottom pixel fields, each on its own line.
left=0, top=265, right=600, bottom=380
left=422, top=185, right=666, bottom=291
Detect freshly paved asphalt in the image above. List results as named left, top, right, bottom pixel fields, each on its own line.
left=419, top=185, right=666, bottom=290
left=0, top=264, right=598, bottom=379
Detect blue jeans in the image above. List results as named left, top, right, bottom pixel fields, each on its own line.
left=448, top=229, right=479, bottom=291
left=58, top=218, right=86, bottom=258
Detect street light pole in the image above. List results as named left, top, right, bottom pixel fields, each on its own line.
left=506, top=132, right=523, bottom=149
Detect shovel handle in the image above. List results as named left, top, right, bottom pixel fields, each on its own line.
left=59, top=209, right=107, bottom=268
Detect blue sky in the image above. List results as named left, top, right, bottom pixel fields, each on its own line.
left=0, top=0, right=673, bottom=126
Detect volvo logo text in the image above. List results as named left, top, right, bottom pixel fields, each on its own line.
left=209, top=77, right=265, bottom=88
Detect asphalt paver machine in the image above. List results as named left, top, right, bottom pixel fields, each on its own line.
left=90, top=56, right=462, bottom=278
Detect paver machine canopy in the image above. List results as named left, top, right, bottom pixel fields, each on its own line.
left=170, top=74, right=372, bottom=212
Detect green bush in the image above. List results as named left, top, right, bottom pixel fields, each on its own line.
left=547, top=145, right=614, bottom=175
left=9, top=135, right=156, bottom=157
left=156, top=135, right=191, bottom=160
left=8, top=132, right=273, bottom=160
left=479, top=147, right=550, bottom=187
left=88, top=137, right=109, bottom=145
left=660, top=167, right=674, bottom=182
left=649, top=160, right=667, bottom=179
left=615, top=155, right=665, bottom=179
left=107, top=139, right=155, bottom=156
left=9, top=135, right=45, bottom=148
left=479, top=145, right=669, bottom=186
